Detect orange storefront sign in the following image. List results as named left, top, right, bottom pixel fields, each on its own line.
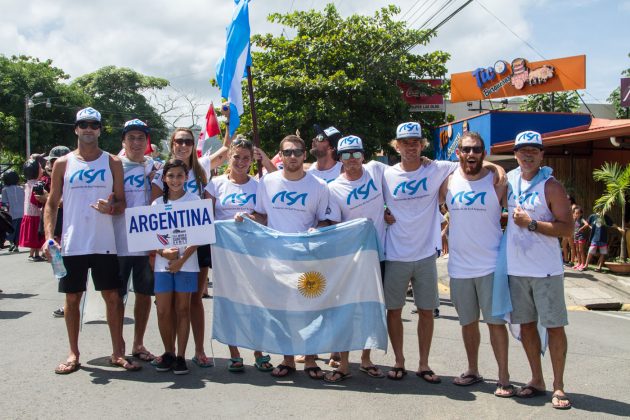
left=450, top=55, right=586, bottom=103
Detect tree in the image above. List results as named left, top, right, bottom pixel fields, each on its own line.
left=607, top=53, right=630, bottom=119
left=520, top=91, right=580, bottom=113
left=71, top=66, right=170, bottom=152
left=593, top=162, right=630, bottom=262
left=223, top=4, right=450, bottom=157
left=0, top=55, right=89, bottom=156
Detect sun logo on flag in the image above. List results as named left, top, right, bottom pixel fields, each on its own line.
left=297, top=271, right=326, bottom=298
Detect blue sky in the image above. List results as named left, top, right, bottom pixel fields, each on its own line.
left=1, top=0, right=628, bottom=121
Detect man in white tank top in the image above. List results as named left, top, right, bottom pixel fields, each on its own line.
left=439, top=132, right=513, bottom=396
left=307, top=126, right=343, bottom=183
left=506, top=130, right=573, bottom=409
left=43, top=107, right=140, bottom=374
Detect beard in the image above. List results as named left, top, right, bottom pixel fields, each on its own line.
left=310, top=148, right=327, bottom=159
left=460, top=158, right=483, bottom=175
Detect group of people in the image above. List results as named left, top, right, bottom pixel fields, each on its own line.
left=11, top=104, right=573, bottom=410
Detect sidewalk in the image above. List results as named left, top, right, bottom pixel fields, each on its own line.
left=436, top=255, right=630, bottom=311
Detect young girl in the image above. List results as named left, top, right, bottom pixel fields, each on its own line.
left=152, top=160, right=200, bottom=375
left=19, top=159, right=45, bottom=261
left=1, top=170, right=25, bottom=252
left=572, top=206, right=589, bottom=271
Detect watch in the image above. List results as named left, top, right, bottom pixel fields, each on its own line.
left=527, top=220, right=538, bottom=232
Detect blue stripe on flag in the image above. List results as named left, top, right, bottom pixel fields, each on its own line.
left=213, top=218, right=381, bottom=260
left=212, top=297, right=388, bottom=355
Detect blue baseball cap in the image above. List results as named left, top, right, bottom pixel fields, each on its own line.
left=123, top=119, right=150, bottom=135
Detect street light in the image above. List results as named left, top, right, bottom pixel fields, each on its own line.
left=25, top=92, right=52, bottom=158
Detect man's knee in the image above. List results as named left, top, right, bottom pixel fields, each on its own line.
left=547, top=326, right=566, bottom=337
left=65, top=292, right=83, bottom=308
left=387, top=308, right=403, bottom=320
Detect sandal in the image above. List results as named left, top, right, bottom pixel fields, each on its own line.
left=271, top=364, right=296, bottom=378
left=110, top=356, right=141, bottom=371
left=228, top=357, right=245, bottom=372
left=552, top=393, right=572, bottom=410
left=192, top=355, right=214, bottom=368
left=516, top=385, right=547, bottom=398
left=416, top=369, right=441, bottom=384
left=359, top=365, right=385, bottom=378
left=387, top=367, right=407, bottom=380
left=494, top=383, right=516, bottom=398
left=304, top=366, right=325, bottom=380
left=55, top=360, right=81, bottom=375
left=254, top=354, right=274, bottom=372
left=453, top=373, right=483, bottom=386
left=132, top=350, right=156, bottom=362
left=324, top=370, right=352, bottom=383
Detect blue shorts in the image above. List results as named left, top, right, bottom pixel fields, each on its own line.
left=154, top=271, right=198, bottom=294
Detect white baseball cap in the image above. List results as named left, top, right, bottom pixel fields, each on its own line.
left=337, top=135, right=364, bottom=154
left=75, top=107, right=102, bottom=123
left=514, top=130, right=543, bottom=150
left=396, top=122, right=422, bottom=140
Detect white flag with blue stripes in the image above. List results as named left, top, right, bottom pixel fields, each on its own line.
left=215, top=0, right=251, bottom=137
left=211, top=218, right=388, bottom=355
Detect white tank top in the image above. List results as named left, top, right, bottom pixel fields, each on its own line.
left=446, top=170, right=502, bottom=278
left=506, top=176, right=563, bottom=277
left=61, top=152, right=116, bottom=256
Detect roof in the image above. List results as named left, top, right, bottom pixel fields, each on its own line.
left=491, top=118, right=630, bottom=153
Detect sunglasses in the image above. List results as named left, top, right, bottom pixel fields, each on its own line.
left=174, top=138, right=194, bottom=146
left=281, top=149, right=305, bottom=157
left=340, top=151, right=363, bottom=160
left=460, top=146, right=484, bottom=154
left=314, top=135, right=328, bottom=143
left=77, top=121, right=101, bottom=130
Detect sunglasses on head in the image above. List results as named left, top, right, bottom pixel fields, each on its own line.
left=460, top=146, right=484, bottom=154
left=281, top=149, right=305, bottom=157
left=314, top=135, right=328, bottom=143
left=233, top=138, right=253, bottom=148
left=77, top=121, right=101, bottom=130
left=340, top=151, right=363, bottom=160
left=174, top=138, right=194, bottom=146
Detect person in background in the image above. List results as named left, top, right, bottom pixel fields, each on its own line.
left=584, top=212, right=617, bottom=272
left=572, top=206, right=589, bottom=271
left=19, top=159, right=45, bottom=261
left=1, top=170, right=25, bottom=253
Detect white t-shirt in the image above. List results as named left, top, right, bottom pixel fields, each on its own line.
left=205, top=175, right=258, bottom=221
left=113, top=161, right=154, bottom=257
left=383, top=160, right=457, bottom=262
left=328, top=161, right=388, bottom=252
left=255, top=171, right=337, bottom=233
left=151, top=191, right=200, bottom=273
left=308, top=161, right=343, bottom=184
left=152, top=163, right=209, bottom=198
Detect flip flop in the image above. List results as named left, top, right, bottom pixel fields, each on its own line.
left=271, top=364, right=296, bottom=378
left=304, top=366, right=325, bottom=380
left=324, top=370, right=352, bottom=383
left=552, top=393, right=572, bottom=410
left=110, top=357, right=142, bottom=371
left=55, top=360, right=81, bottom=375
left=416, top=369, right=442, bottom=384
left=228, top=357, right=245, bottom=372
left=516, top=385, right=547, bottom=398
left=132, top=350, right=155, bottom=362
left=254, top=355, right=274, bottom=372
left=359, top=365, right=385, bottom=378
left=453, top=373, right=484, bottom=386
left=192, top=355, right=214, bottom=368
left=387, top=367, right=407, bottom=380
left=494, top=383, right=516, bottom=398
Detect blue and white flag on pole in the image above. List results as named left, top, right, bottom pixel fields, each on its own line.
left=215, top=0, right=251, bottom=137
left=211, top=218, right=388, bottom=355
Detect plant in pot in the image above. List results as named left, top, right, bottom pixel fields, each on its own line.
left=593, top=162, right=630, bottom=273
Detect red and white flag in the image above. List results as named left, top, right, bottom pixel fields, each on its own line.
left=197, top=102, right=222, bottom=157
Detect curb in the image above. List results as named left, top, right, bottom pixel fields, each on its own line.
left=569, top=303, right=630, bottom=312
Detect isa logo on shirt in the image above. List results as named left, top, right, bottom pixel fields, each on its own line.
left=507, top=191, right=539, bottom=206
left=125, top=174, right=145, bottom=187
left=69, top=169, right=105, bottom=184
left=451, top=190, right=486, bottom=206
left=393, top=178, right=427, bottom=196
left=222, top=193, right=256, bottom=206
left=347, top=179, right=377, bottom=205
left=185, top=180, right=199, bottom=194
left=272, top=191, right=307, bottom=206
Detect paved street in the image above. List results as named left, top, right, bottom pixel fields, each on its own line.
left=1, top=249, right=630, bottom=419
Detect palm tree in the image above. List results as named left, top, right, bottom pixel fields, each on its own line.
left=593, top=162, right=630, bottom=262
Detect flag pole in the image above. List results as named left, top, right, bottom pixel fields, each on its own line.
left=246, top=66, right=263, bottom=178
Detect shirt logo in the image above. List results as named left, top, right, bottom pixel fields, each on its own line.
left=185, top=180, right=199, bottom=194
left=124, top=174, right=145, bottom=187
left=393, top=178, right=427, bottom=196
left=272, top=191, right=308, bottom=206
left=69, top=169, right=105, bottom=184
left=221, top=193, right=256, bottom=206
left=347, top=179, right=377, bottom=205
left=508, top=191, right=539, bottom=205
left=451, top=190, right=486, bottom=206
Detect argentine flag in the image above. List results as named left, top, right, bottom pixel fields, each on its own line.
left=211, top=218, right=388, bottom=355
left=216, top=0, right=252, bottom=137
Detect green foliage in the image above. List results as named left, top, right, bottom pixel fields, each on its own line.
left=0, top=55, right=89, bottom=156
left=520, top=91, right=580, bottom=113
left=607, top=53, right=630, bottom=119
left=71, top=66, right=170, bottom=152
left=593, top=162, right=630, bottom=261
left=220, top=4, right=450, bottom=158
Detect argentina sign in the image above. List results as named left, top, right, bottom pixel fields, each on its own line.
left=125, top=199, right=215, bottom=252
